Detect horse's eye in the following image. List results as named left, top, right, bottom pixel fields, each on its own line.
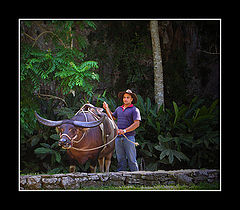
left=69, top=128, right=76, bottom=134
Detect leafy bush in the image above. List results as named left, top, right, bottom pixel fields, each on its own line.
left=21, top=44, right=99, bottom=96
left=20, top=21, right=100, bottom=174
left=135, top=95, right=219, bottom=170
left=20, top=89, right=219, bottom=174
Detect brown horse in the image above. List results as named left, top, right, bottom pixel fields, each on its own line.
left=34, top=104, right=116, bottom=173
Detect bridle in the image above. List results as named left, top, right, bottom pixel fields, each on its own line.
left=60, top=132, right=86, bottom=145
left=59, top=107, right=90, bottom=147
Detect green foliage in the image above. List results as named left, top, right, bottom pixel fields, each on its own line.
left=21, top=20, right=99, bottom=95
left=54, top=107, right=75, bottom=119
left=20, top=21, right=99, bottom=174
left=34, top=139, right=61, bottom=164
left=21, top=45, right=99, bottom=96
left=20, top=20, right=220, bottom=174
left=135, top=95, right=220, bottom=170
left=32, top=134, right=71, bottom=174
left=21, top=90, right=219, bottom=174
left=95, top=90, right=119, bottom=111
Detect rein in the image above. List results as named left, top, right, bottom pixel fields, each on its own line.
left=59, top=103, right=138, bottom=152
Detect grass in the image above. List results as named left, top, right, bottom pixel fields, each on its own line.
left=79, top=182, right=220, bottom=190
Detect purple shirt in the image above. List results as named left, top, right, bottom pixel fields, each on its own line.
left=112, top=104, right=141, bottom=137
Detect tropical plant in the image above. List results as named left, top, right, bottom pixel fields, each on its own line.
left=95, top=90, right=119, bottom=110
left=135, top=95, right=220, bottom=170
left=20, top=20, right=100, bottom=174
left=20, top=20, right=99, bottom=136
left=21, top=42, right=99, bottom=96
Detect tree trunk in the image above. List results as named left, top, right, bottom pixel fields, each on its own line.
left=150, top=20, right=164, bottom=109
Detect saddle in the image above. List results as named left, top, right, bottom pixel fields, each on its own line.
left=78, top=103, right=116, bottom=147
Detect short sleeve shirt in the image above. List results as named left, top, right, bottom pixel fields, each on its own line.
left=112, top=104, right=141, bottom=137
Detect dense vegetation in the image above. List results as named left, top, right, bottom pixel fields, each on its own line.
left=20, top=20, right=220, bottom=174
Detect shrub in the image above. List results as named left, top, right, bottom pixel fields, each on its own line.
left=135, top=95, right=219, bottom=170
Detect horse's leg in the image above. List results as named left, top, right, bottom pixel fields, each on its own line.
left=98, top=157, right=105, bottom=172
left=89, top=158, right=97, bottom=173
left=105, top=160, right=111, bottom=172
left=105, top=152, right=113, bottom=172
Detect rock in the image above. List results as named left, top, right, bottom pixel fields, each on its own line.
left=61, top=176, right=79, bottom=189
left=20, top=169, right=220, bottom=190
left=176, top=174, right=193, bottom=185
left=26, top=175, right=42, bottom=190
left=41, top=177, right=62, bottom=190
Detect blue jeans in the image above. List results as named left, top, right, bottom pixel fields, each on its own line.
left=115, top=136, right=139, bottom=171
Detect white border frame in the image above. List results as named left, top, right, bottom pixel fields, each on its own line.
left=18, top=18, right=221, bottom=192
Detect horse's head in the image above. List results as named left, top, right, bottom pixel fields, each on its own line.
left=34, top=111, right=105, bottom=149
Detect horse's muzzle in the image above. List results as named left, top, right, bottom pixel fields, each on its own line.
left=58, top=138, right=72, bottom=149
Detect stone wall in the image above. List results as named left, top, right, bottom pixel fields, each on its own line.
left=20, top=169, right=219, bottom=190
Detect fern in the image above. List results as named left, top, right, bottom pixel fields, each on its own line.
left=21, top=20, right=100, bottom=174
left=21, top=44, right=99, bottom=96
left=53, top=58, right=99, bottom=95
left=21, top=20, right=99, bottom=96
